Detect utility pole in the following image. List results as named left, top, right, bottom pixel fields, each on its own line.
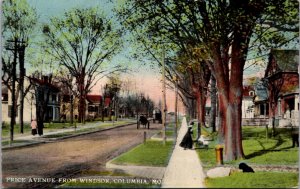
left=18, top=40, right=26, bottom=134
left=161, top=45, right=167, bottom=144
left=6, top=38, right=19, bottom=143
left=174, top=76, right=178, bottom=141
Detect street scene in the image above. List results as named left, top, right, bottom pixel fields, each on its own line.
left=1, top=0, right=299, bottom=188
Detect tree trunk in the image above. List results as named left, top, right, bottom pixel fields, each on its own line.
left=36, top=105, right=44, bottom=136
left=68, top=95, right=74, bottom=125
left=210, top=75, right=217, bottom=132
left=213, top=46, right=246, bottom=160
left=77, top=73, right=86, bottom=123
left=10, top=39, right=18, bottom=142
left=194, top=87, right=207, bottom=139
left=19, top=45, right=25, bottom=134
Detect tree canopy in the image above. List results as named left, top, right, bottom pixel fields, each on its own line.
left=42, top=7, right=124, bottom=122
left=116, top=0, right=299, bottom=160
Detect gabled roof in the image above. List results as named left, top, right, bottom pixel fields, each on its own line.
left=254, top=82, right=268, bottom=102
left=265, top=49, right=299, bottom=77
left=29, top=77, right=60, bottom=92
left=243, top=85, right=255, bottom=97
left=86, top=95, right=102, bottom=104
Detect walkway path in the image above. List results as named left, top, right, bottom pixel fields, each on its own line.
left=161, top=117, right=206, bottom=188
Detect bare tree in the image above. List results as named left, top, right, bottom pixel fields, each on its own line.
left=42, top=7, right=123, bottom=123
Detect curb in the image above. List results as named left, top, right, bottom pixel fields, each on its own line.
left=2, top=122, right=136, bottom=151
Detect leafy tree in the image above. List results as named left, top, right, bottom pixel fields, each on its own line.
left=116, top=0, right=298, bottom=160
left=42, top=7, right=123, bottom=123
left=105, top=74, right=122, bottom=120
left=2, top=0, right=37, bottom=137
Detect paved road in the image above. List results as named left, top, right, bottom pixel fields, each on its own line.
left=2, top=122, right=162, bottom=188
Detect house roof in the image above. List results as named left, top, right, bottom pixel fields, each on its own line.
left=254, top=82, right=268, bottom=102
left=267, top=49, right=299, bottom=74
left=1, top=84, right=8, bottom=94
left=29, top=77, right=60, bottom=92
left=104, top=97, right=111, bottom=107
left=243, top=85, right=255, bottom=97
left=86, top=95, right=102, bottom=104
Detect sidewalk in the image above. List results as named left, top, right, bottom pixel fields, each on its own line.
left=2, top=119, right=136, bottom=149
left=161, top=117, right=206, bottom=188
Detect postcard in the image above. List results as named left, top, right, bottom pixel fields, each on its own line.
left=1, top=0, right=299, bottom=188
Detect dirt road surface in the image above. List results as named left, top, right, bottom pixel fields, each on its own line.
left=2, top=122, right=163, bottom=188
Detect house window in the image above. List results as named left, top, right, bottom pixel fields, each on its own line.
left=52, top=94, right=57, bottom=102
left=8, top=105, right=18, bottom=117
left=2, top=94, right=8, bottom=102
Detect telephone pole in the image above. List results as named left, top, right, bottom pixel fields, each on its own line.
left=5, top=39, right=18, bottom=142
left=161, top=45, right=167, bottom=144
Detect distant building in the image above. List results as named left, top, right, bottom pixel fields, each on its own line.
left=254, top=49, right=299, bottom=127
left=242, top=85, right=255, bottom=118
left=86, top=95, right=102, bottom=119
left=253, top=82, right=269, bottom=118
left=2, top=75, right=60, bottom=124
left=29, top=76, right=60, bottom=122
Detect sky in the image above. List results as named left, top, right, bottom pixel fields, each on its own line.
left=19, top=0, right=298, bottom=113
left=25, top=0, right=181, bottom=112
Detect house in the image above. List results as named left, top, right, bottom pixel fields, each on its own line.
left=86, top=95, right=102, bottom=119
left=60, top=94, right=78, bottom=121
left=253, top=82, right=269, bottom=118
left=29, top=75, right=60, bottom=122
left=2, top=75, right=60, bottom=124
left=60, top=93, right=105, bottom=121
left=242, top=85, right=255, bottom=118
left=263, top=49, right=299, bottom=127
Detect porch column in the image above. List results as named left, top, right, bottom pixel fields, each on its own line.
left=52, top=106, right=55, bottom=121
left=295, top=94, right=299, bottom=111
left=277, top=97, right=281, bottom=118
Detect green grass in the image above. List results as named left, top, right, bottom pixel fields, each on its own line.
left=206, top=171, right=298, bottom=188
left=2, top=121, right=134, bottom=139
left=242, top=138, right=298, bottom=165
left=2, top=119, right=135, bottom=138
left=196, top=126, right=298, bottom=169
left=43, top=133, right=73, bottom=138
left=198, top=126, right=299, bottom=188
left=111, top=140, right=174, bottom=166
left=2, top=140, right=32, bottom=146
left=2, top=122, right=31, bottom=137
left=80, top=170, right=132, bottom=177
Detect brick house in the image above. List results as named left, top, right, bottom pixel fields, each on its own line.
left=263, top=49, right=299, bottom=127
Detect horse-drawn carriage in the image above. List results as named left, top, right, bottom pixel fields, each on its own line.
left=153, top=109, right=162, bottom=124
left=137, top=115, right=150, bottom=129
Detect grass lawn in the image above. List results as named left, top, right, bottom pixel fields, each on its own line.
left=197, top=126, right=298, bottom=168
left=198, top=126, right=299, bottom=188
left=2, top=120, right=134, bottom=139
left=206, top=171, right=298, bottom=188
left=2, top=122, right=31, bottom=137
left=111, top=140, right=174, bottom=167
left=2, top=140, right=33, bottom=146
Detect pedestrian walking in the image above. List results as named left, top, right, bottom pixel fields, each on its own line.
left=31, top=119, right=37, bottom=136
left=179, top=121, right=194, bottom=150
